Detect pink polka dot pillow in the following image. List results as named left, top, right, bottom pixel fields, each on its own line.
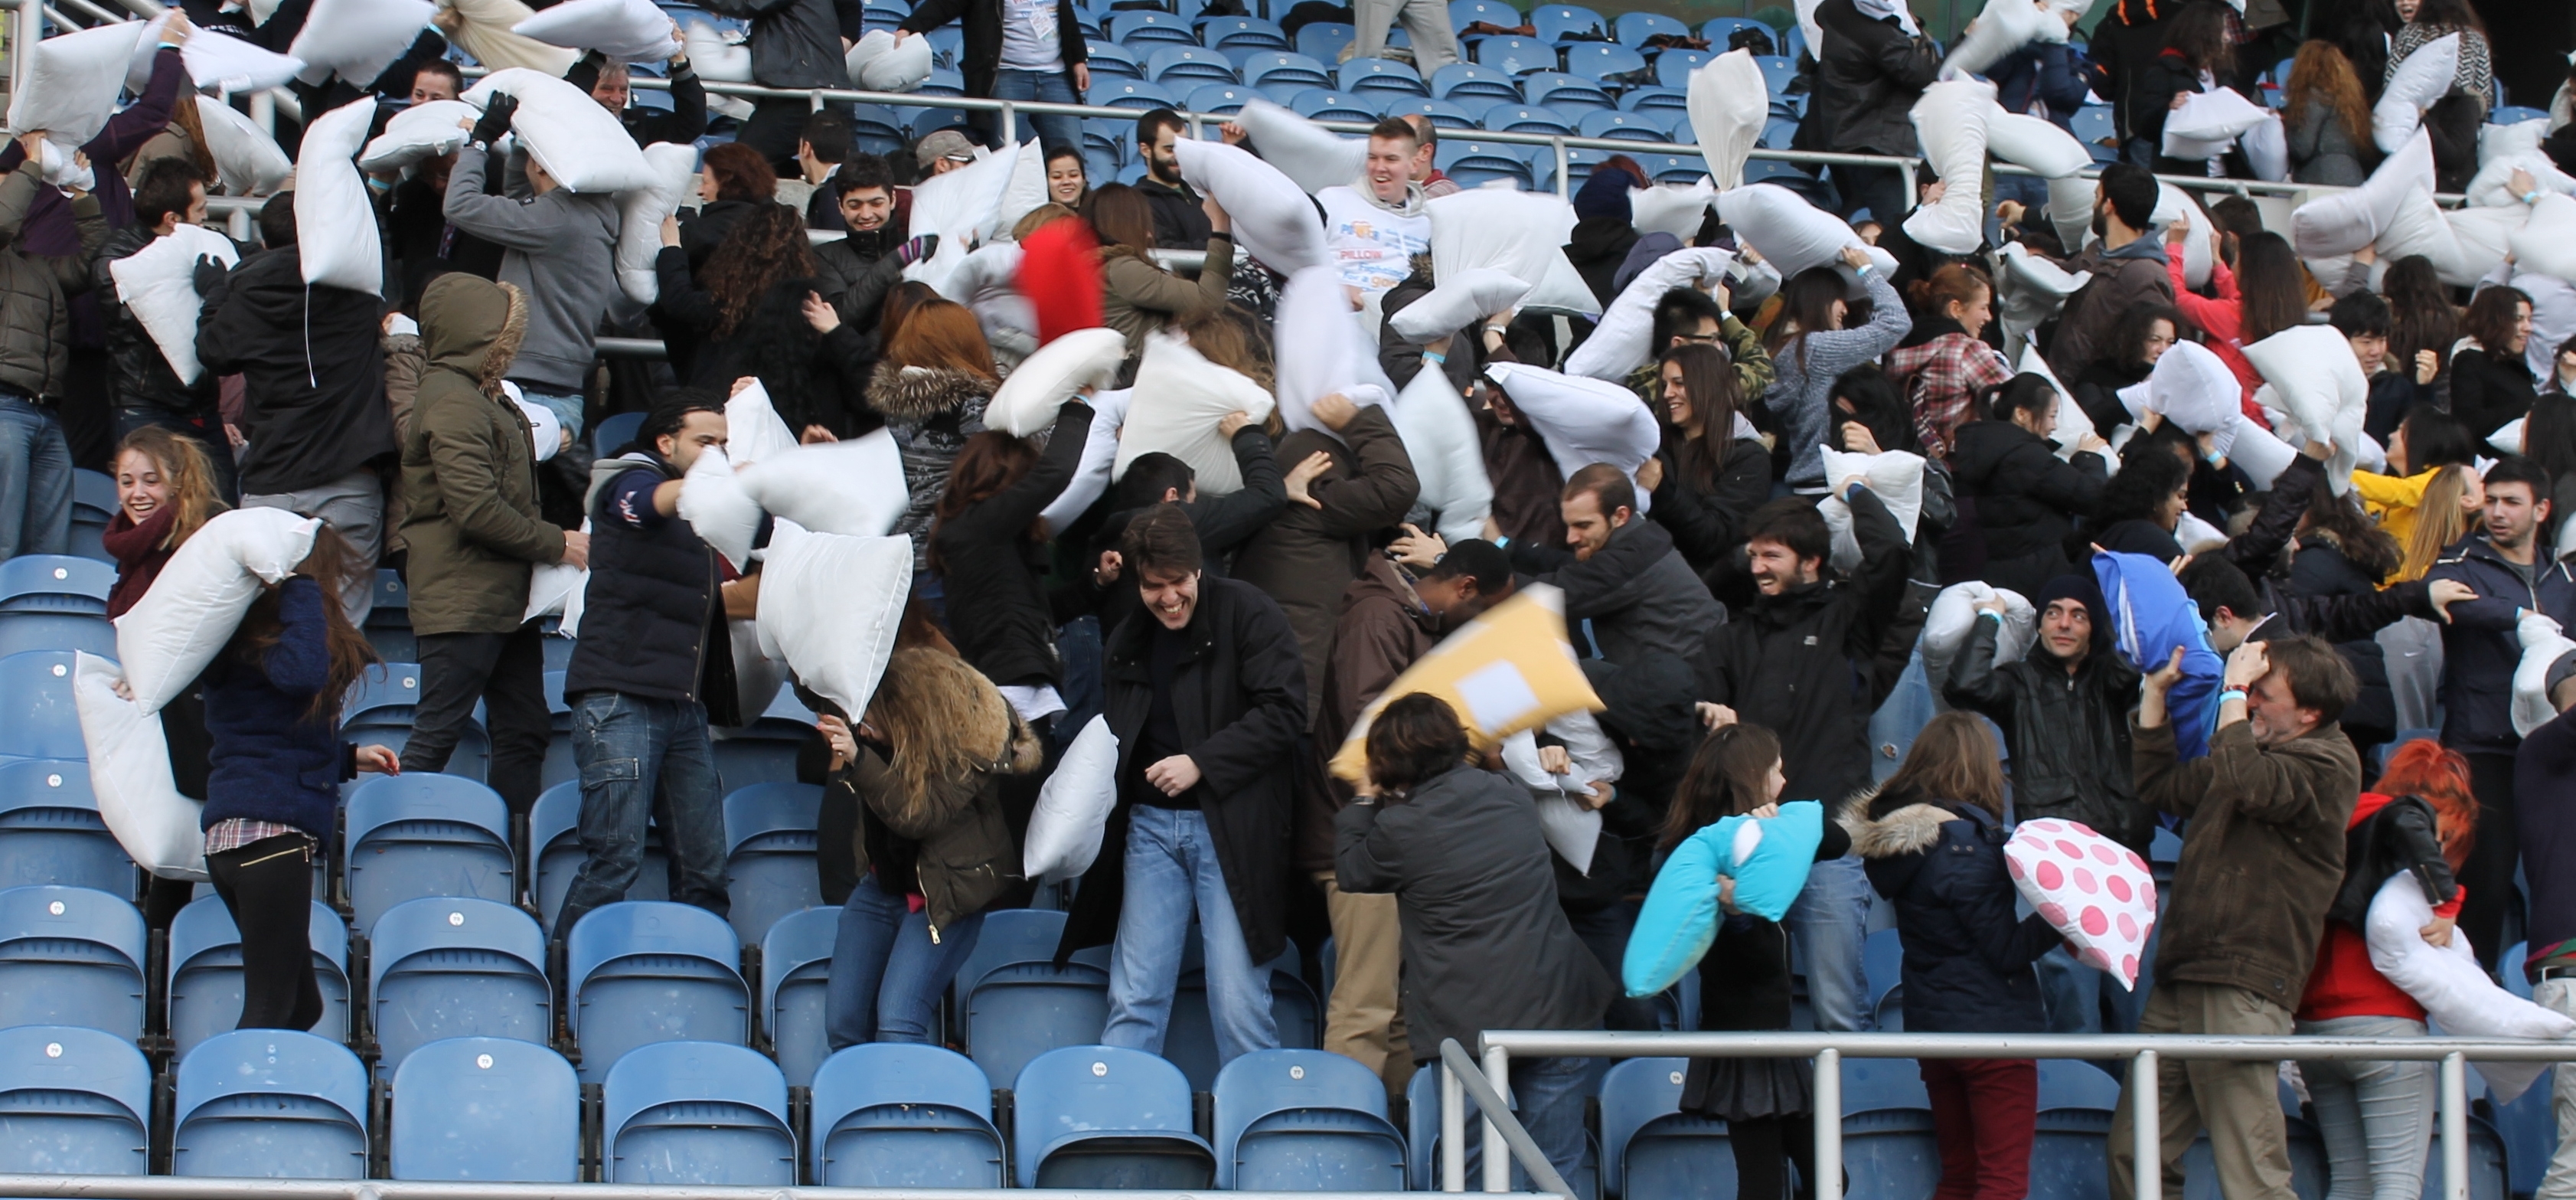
left=2005, top=818, right=2158, bottom=990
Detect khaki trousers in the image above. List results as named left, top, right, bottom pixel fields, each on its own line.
left=1317, top=870, right=1412, bottom=1094
left=2108, top=982, right=2297, bottom=1200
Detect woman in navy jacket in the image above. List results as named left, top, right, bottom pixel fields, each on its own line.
left=1847, top=711, right=2062, bottom=1200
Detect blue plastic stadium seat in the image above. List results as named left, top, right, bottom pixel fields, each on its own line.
left=167, top=896, right=350, bottom=1059
left=0, top=757, right=130, bottom=894
left=1244, top=50, right=1331, bottom=90
left=2495, top=105, right=2550, bottom=126
left=389, top=1037, right=580, bottom=1181
left=1601, top=1056, right=1732, bottom=1198
left=1110, top=9, right=1196, bottom=46
left=1843, top=1058, right=1942, bottom=1200
left=1404, top=1063, right=1441, bottom=1187
left=2073, top=104, right=2117, bottom=162
left=1564, top=42, right=1647, bottom=81
left=344, top=664, right=488, bottom=783
left=0, top=884, right=145, bottom=1038
left=1578, top=107, right=1668, bottom=142
left=1097, top=77, right=1180, bottom=110
left=531, top=781, right=671, bottom=935
left=860, top=0, right=903, bottom=28
left=1752, top=53, right=1797, bottom=93
left=593, top=410, right=645, bottom=458
left=1654, top=47, right=1711, bottom=87
left=1526, top=70, right=1614, bottom=112
left=0, top=1025, right=151, bottom=1178
left=1437, top=139, right=1535, bottom=188
left=1427, top=62, right=1517, bottom=104
left=722, top=782, right=821, bottom=943
left=850, top=103, right=906, bottom=154
left=361, top=568, right=412, bottom=662
left=1200, top=15, right=1288, bottom=50
left=539, top=670, right=575, bottom=788
left=0, top=554, right=113, bottom=659
left=344, top=773, right=516, bottom=934
left=1015, top=1045, right=1216, bottom=1188
left=1614, top=10, right=1687, bottom=44
left=1146, top=44, right=1237, bottom=83
left=811, top=1044, right=1005, bottom=1187
left=964, top=909, right=1111, bottom=1087
left=759, top=906, right=837, bottom=1087
left=1161, top=940, right=1319, bottom=1090
left=919, top=67, right=966, bottom=96
left=1340, top=56, right=1427, bottom=96
left=1701, top=16, right=1765, bottom=46
left=1086, top=41, right=1142, bottom=79
left=710, top=713, right=808, bottom=793
left=1530, top=3, right=1603, bottom=44
left=369, top=896, right=549, bottom=1077
left=567, top=901, right=748, bottom=1084
left=2032, top=1060, right=2121, bottom=1200
left=1631, top=152, right=1712, bottom=183
left=1290, top=87, right=1382, bottom=123
left=922, top=25, right=962, bottom=67
left=1448, top=0, right=1519, bottom=32
left=1294, top=21, right=1353, bottom=62
left=0, top=650, right=86, bottom=760
left=1382, top=94, right=1479, bottom=129
left=1186, top=81, right=1255, bottom=113
left=173, top=1029, right=370, bottom=1178
left=67, top=469, right=113, bottom=564
left=1083, top=116, right=1128, bottom=181
left=1619, top=83, right=1687, bottom=113
left=1489, top=102, right=1577, bottom=135
left=602, top=1041, right=793, bottom=1184
left=1214, top=1048, right=1405, bottom=1190
left=1474, top=34, right=1554, bottom=74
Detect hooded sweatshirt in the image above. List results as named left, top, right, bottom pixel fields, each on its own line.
left=195, top=245, right=394, bottom=495
left=441, top=146, right=621, bottom=397
left=1316, top=182, right=1429, bottom=294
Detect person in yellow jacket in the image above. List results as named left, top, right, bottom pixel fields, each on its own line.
left=2352, top=409, right=2485, bottom=581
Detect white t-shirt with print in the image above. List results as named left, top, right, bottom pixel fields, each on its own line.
left=1316, top=185, right=1430, bottom=295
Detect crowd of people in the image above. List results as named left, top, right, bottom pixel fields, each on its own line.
left=13, top=0, right=2576, bottom=1198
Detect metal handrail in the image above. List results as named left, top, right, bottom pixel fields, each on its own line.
left=1468, top=1030, right=2576, bottom=1198
left=0, top=1179, right=1546, bottom=1199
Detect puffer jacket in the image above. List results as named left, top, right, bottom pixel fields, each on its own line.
left=1948, top=418, right=2108, bottom=598
left=837, top=654, right=1043, bottom=939
left=397, top=274, right=566, bottom=636
left=1847, top=786, right=2059, bottom=1033
left=0, top=162, right=104, bottom=399
left=869, top=361, right=994, bottom=569
left=94, top=224, right=216, bottom=417
left=1807, top=0, right=1941, bottom=158
left=1944, top=612, right=2150, bottom=851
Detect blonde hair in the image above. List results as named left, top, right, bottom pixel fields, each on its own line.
left=2395, top=464, right=2474, bottom=582
left=115, top=425, right=227, bottom=550
left=1010, top=201, right=1078, bottom=242
left=864, top=648, right=1014, bottom=801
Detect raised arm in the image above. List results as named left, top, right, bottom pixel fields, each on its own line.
left=1314, top=404, right=1419, bottom=538
left=442, top=146, right=562, bottom=250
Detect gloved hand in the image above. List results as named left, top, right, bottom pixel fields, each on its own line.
left=893, top=233, right=937, bottom=267
left=192, top=254, right=227, bottom=296
left=469, top=93, right=518, bottom=147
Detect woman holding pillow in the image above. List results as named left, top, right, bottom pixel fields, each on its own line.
left=1082, top=183, right=1235, bottom=364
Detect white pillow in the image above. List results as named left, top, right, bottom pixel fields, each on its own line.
left=2294, top=128, right=2434, bottom=257
left=11, top=24, right=147, bottom=152
left=1427, top=187, right=1597, bottom=316
left=1689, top=49, right=1765, bottom=190
left=683, top=21, right=752, bottom=82
left=2243, top=324, right=2366, bottom=489
left=517, top=390, right=563, bottom=459
left=675, top=445, right=759, bottom=571
left=1388, top=266, right=1531, bottom=345
left=1921, top=581, right=2036, bottom=701
left=524, top=560, right=585, bottom=623
left=2444, top=203, right=2529, bottom=287
left=2365, top=870, right=2576, bottom=1103
left=723, top=379, right=801, bottom=467
left=1481, top=362, right=1659, bottom=506
left=1985, top=106, right=2089, bottom=178
left=1562, top=247, right=1729, bottom=381
left=2373, top=32, right=2459, bottom=153
left=2239, top=113, right=2289, bottom=182
left=988, top=327, right=1125, bottom=437
left=1996, top=244, right=2089, bottom=365
left=1527, top=248, right=1607, bottom=315
left=2151, top=182, right=2217, bottom=289
left=2223, top=413, right=2298, bottom=489
left=2017, top=342, right=2095, bottom=462
left=2514, top=610, right=2574, bottom=737
left=1174, top=137, right=1327, bottom=275
left=1392, top=355, right=1492, bottom=544
left=290, top=0, right=436, bottom=87
left=195, top=95, right=292, bottom=197
left=127, top=15, right=305, bottom=96
left=755, top=525, right=911, bottom=720
left=730, top=616, right=784, bottom=719
left=1817, top=446, right=1924, bottom=571
left=1116, top=330, right=1278, bottom=495
left=358, top=99, right=478, bottom=172
left=1234, top=96, right=1363, bottom=194
left=1631, top=181, right=1716, bottom=240
left=441, top=0, right=578, bottom=75
left=1274, top=266, right=1395, bottom=440
left=1902, top=78, right=1992, bottom=255
left=108, top=224, right=239, bottom=387
left=2162, top=87, right=2270, bottom=160
left=739, top=430, right=909, bottom=537
left=2378, top=183, right=2463, bottom=276
left=71, top=652, right=207, bottom=881
left=901, top=141, right=1019, bottom=294
left=1941, top=0, right=2048, bottom=78
left=844, top=28, right=931, bottom=92
left=115, top=506, right=320, bottom=713
left=615, top=141, right=697, bottom=304
left=1040, top=386, right=1128, bottom=532
left=1716, top=182, right=1868, bottom=279
left=513, top=0, right=676, bottom=60
left=463, top=67, right=658, bottom=193
left=2127, top=338, right=2239, bottom=434
left=2045, top=174, right=2096, bottom=249
left=295, top=97, right=383, bottom=297
left=942, top=241, right=1023, bottom=312
left=2468, top=120, right=2576, bottom=209
left=2492, top=415, right=2529, bottom=457
left=997, top=139, right=1048, bottom=240
left=1024, top=714, right=1118, bottom=882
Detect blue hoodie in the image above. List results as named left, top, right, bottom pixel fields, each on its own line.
left=2094, top=549, right=2224, bottom=758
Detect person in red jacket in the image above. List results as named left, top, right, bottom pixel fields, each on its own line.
left=2294, top=739, right=2476, bottom=1200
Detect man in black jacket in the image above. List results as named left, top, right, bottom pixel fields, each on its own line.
left=554, top=392, right=743, bottom=941
left=897, top=0, right=1089, bottom=155
left=566, top=48, right=710, bottom=149
left=1133, top=109, right=1213, bottom=250
left=702, top=0, right=844, bottom=164
left=194, top=195, right=395, bottom=625
left=98, top=158, right=232, bottom=499
left=1058, top=503, right=1305, bottom=1070
left=1804, top=0, right=1939, bottom=224
left=1506, top=463, right=1725, bottom=671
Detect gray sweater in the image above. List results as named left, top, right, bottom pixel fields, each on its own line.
left=442, top=146, right=620, bottom=399
left=2286, top=96, right=2368, bottom=187
left=1763, top=270, right=1910, bottom=489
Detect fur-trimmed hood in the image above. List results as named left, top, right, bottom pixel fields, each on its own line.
left=867, top=361, right=994, bottom=424
left=1840, top=783, right=1993, bottom=860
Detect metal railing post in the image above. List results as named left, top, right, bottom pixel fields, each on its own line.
left=808, top=86, right=823, bottom=113
left=250, top=89, right=275, bottom=138
left=1441, top=1059, right=1467, bottom=1192
left=11, top=0, right=38, bottom=103
left=1552, top=136, right=1569, bottom=200
left=2441, top=1051, right=2469, bottom=1200
left=999, top=98, right=1015, bottom=142
left=1483, top=1043, right=1511, bottom=1193
left=1815, top=1047, right=1843, bottom=1200
left=2134, top=1049, right=2160, bottom=1200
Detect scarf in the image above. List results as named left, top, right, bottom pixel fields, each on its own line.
left=103, top=505, right=178, bottom=620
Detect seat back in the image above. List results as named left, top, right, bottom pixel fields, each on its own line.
left=0, top=758, right=132, bottom=894
left=68, top=469, right=116, bottom=563
left=0, top=884, right=147, bottom=1038
left=1339, top=57, right=1427, bottom=95
left=0, top=1025, right=152, bottom=1177
left=955, top=907, right=1068, bottom=997
left=1431, top=62, right=1520, bottom=100
left=0, top=555, right=110, bottom=612
left=1246, top=51, right=1330, bottom=90
left=172, top=1029, right=370, bottom=1178
left=0, top=652, right=86, bottom=760
left=1474, top=34, right=1553, bottom=74
left=1086, top=41, right=1142, bottom=78
left=167, top=897, right=350, bottom=1058
left=1530, top=2, right=1603, bottom=42
left=1435, top=139, right=1534, bottom=188
left=1146, top=44, right=1236, bottom=82
left=1213, top=1048, right=1402, bottom=1190
left=368, top=896, right=549, bottom=1075
left=1013, top=1045, right=1213, bottom=1189
left=1186, top=82, right=1255, bottom=113
left=603, top=1041, right=793, bottom=1185
left=1108, top=8, right=1194, bottom=44
left=593, top=411, right=645, bottom=457
left=1525, top=70, right=1614, bottom=111
left=1293, top=21, right=1353, bottom=61
left=1098, top=77, right=1180, bottom=110
left=530, top=782, right=671, bottom=933
left=1843, top=1058, right=1941, bottom=1200
left=1654, top=47, right=1711, bottom=87
left=1200, top=15, right=1287, bottom=50
left=966, top=956, right=1111, bottom=1087
left=722, top=783, right=822, bottom=943
left=811, top=1043, right=1003, bottom=1187
left=1614, top=10, right=1686, bottom=44
left=389, top=1037, right=580, bottom=1181
left=344, top=773, right=516, bottom=934
left=1289, top=87, right=1381, bottom=123
left=758, top=905, right=837, bottom=1087
left=1383, top=95, right=1478, bottom=129
left=566, top=902, right=748, bottom=1084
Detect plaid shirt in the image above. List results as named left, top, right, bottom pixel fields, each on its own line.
left=204, top=819, right=312, bottom=857
left=1889, top=332, right=2015, bottom=459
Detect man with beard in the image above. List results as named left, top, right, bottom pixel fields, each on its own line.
left=1507, top=463, right=1725, bottom=672
left=2045, top=162, right=2176, bottom=384
left=1132, top=109, right=1210, bottom=250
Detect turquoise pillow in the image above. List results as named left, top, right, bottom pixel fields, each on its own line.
left=1719, top=799, right=1826, bottom=922
left=1621, top=800, right=1828, bottom=997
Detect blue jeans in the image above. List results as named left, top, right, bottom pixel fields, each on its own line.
left=515, top=386, right=584, bottom=441
left=1788, top=855, right=1872, bottom=1032
left=824, top=873, right=983, bottom=1049
left=1102, top=805, right=1278, bottom=1064
left=0, top=394, right=71, bottom=561
left=1455, top=1054, right=1595, bottom=1190
left=2037, top=930, right=2155, bottom=1034
left=988, top=68, right=1082, bottom=157
left=2297, top=1015, right=2434, bottom=1200
left=558, top=691, right=729, bottom=938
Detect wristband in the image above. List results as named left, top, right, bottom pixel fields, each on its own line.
left=2218, top=688, right=2248, bottom=706
left=1422, top=350, right=1445, bottom=365
left=1980, top=610, right=2003, bottom=623
left=1852, top=262, right=1872, bottom=275
left=2525, top=190, right=2545, bottom=205
left=1493, top=535, right=1510, bottom=550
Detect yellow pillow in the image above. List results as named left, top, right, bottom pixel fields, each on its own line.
left=1328, top=583, right=1605, bottom=784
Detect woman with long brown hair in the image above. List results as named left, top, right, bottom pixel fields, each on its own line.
left=1083, top=182, right=1237, bottom=361
left=2448, top=286, right=2539, bottom=442
left=2165, top=227, right=2307, bottom=411
left=2384, top=256, right=2457, bottom=400
left=2284, top=40, right=2377, bottom=185
left=1642, top=342, right=1771, bottom=572
left=870, top=298, right=1003, bottom=568
left=654, top=202, right=875, bottom=442
left=929, top=396, right=1099, bottom=737
left=2137, top=1, right=2249, bottom=177
left=681, top=141, right=779, bottom=268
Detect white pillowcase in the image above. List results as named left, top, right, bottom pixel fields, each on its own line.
left=2514, top=610, right=2574, bottom=737
left=464, top=67, right=658, bottom=193
left=1689, top=49, right=1765, bottom=190
left=2045, top=174, right=2097, bottom=250
left=1040, top=386, right=1128, bottom=532
left=1921, top=582, right=2036, bottom=702
left=1817, top=446, right=1924, bottom=571
left=441, top=0, right=579, bottom=74
left=1387, top=266, right=1531, bottom=345
left=2225, top=412, right=2299, bottom=489
left=1174, top=137, right=1327, bottom=274
left=290, top=0, right=437, bottom=87
left=1941, top=0, right=2048, bottom=79
left=2468, top=119, right=2576, bottom=209
left=11, top=23, right=147, bottom=151
left=1902, top=79, right=1992, bottom=255
left=196, top=95, right=292, bottom=197
left=116, top=506, right=320, bottom=713
left=755, top=525, right=911, bottom=720
left=2444, top=203, right=2529, bottom=287
left=1392, top=355, right=1492, bottom=544
left=2016, top=343, right=2095, bottom=463
left=2374, top=32, right=2459, bottom=154
left=1024, top=714, right=1118, bottom=882
left=741, top=430, right=910, bottom=538
left=514, top=0, right=677, bottom=61
left=1116, top=330, right=1278, bottom=495
left=723, top=379, right=801, bottom=468
left=901, top=140, right=1020, bottom=295
left=2240, top=113, right=2289, bottom=181
left=2294, top=128, right=2433, bottom=257
left=988, top=328, right=1125, bottom=437
left=72, top=652, right=206, bottom=881
left=616, top=142, right=698, bottom=304
left=2241, top=324, right=2366, bottom=489
left=2152, top=182, right=2217, bottom=289
left=1716, top=182, right=1869, bottom=279
left=1995, top=244, right=2089, bottom=365
left=1563, top=247, right=1730, bottom=381
left=997, top=140, right=1048, bottom=239
left=1427, top=187, right=1597, bottom=316
left=684, top=21, right=752, bottom=82
left=359, top=99, right=479, bottom=172
left=295, top=97, right=384, bottom=297
left=1481, top=362, right=1658, bottom=505
left=1985, top=106, right=2091, bottom=178
left=2161, top=87, right=2271, bottom=160
left=1234, top=96, right=1363, bottom=194
left=2121, top=338, right=2238, bottom=434
left=2365, top=870, right=2576, bottom=1103
left=675, top=445, right=760, bottom=571
left=1274, top=266, right=1395, bottom=441
left=845, top=28, right=932, bottom=92
left=127, top=15, right=305, bottom=96
left=1631, top=181, right=1716, bottom=240
left=107, top=224, right=240, bottom=387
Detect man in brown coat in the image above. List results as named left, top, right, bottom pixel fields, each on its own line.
left=2113, top=634, right=2362, bottom=1200
left=2043, top=163, right=2176, bottom=384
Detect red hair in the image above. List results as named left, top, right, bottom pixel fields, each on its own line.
left=2370, top=739, right=2478, bottom=870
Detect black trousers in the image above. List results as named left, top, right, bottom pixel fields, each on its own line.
left=1729, top=1113, right=1819, bottom=1200
left=410, top=624, right=551, bottom=813
left=207, top=834, right=322, bottom=1032
left=2460, top=750, right=2525, bottom=970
